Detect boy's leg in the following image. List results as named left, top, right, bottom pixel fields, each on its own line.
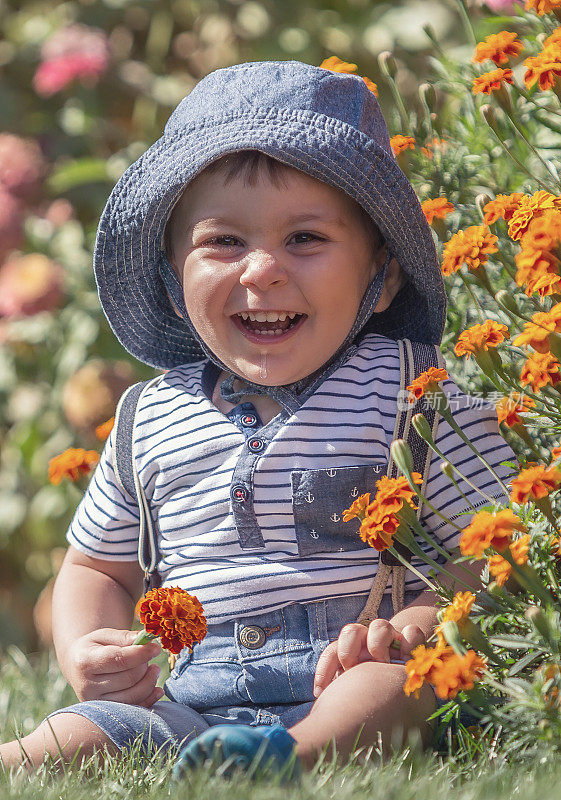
left=0, top=713, right=120, bottom=771
left=287, top=660, right=437, bottom=768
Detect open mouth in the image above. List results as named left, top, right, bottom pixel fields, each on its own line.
left=232, top=311, right=306, bottom=339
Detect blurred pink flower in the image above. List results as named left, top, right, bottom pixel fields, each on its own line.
left=0, top=187, right=25, bottom=262
left=0, top=253, right=64, bottom=318
left=472, top=0, right=523, bottom=11
left=39, top=198, right=75, bottom=228
left=33, top=23, right=110, bottom=97
left=0, top=134, right=47, bottom=202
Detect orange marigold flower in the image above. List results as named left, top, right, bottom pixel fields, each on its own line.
left=435, top=591, right=476, bottom=644
left=95, top=416, right=115, bottom=440
left=488, top=533, right=531, bottom=586
left=460, top=508, right=526, bottom=558
left=404, top=640, right=447, bottom=699
left=48, top=448, right=100, bottom=484
left=421, top=137, right=447, bottom=159
left=319, top=56, right=358, bottom=73
left=135, top=587, right=207, bottom=655
left=520, top=351, right=561, bottom=392
left=372, top=473, right=423, bottom=510
left=510, top=464, right=561, bottom=504
left=525, top=0, right=561, bottom=16
left=545, top=28, right=561, bottom=48
left=483, top=193, right=524, bottom=225
left=390, top=134, right=415, bottom=156
left=319, top=57, right=378, bottom=96
left=430, top=649, right=487, bottom=700
left=552, top=445, right=561, bottom=461
left=496, top=391, right=535, bottom=426
left=508, top=191, right=561, bottom=241
left=406, top=367, right=449, bottom=403
left=441, top=226, right=498, bottom=276
left=454, top=320, right=509, bottom=359
left=515, top=210, right=561, bottom=296
left=359, top=507, right=400, bottom=551
left=525, top=48, right=561, bottom=90
left=343, top=492, right=371, bottom=522
left=358, top=473, right=423, bottom=551
left=513, top=303, right=561, bottom=352
left=472, top=67, right=514, bottom=95
left=421, top=198, right=454, bottom=225
left=473, top=32, right=524, bottom=65
left=362, top=76, right=379, bottom=97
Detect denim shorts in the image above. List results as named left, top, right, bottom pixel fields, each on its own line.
left=47, top=590, right=473, bottom=756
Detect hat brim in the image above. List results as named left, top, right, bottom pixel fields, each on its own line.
left=94, top=106, right=446, bottom=370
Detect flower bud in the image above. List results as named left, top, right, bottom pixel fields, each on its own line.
left=440, top=461, right=454, bottom=479
left=412, top=413, right=435, bottom=444
left=440, top=620, right=467, bottom=656
left=419, top=82, right=436, bottom=111
left=475, top=193, right=492, bottom=219
left=378, top=51, right=397, bottom=79
left=390, top=438, right=414, bottom=476
left=481, top=104, right=500, bottom=134
left=495, top=289, right=519, bottom=314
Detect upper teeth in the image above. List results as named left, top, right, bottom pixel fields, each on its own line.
left=238, top=311, right=297, bottom=322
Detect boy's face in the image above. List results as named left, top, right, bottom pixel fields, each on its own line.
left=168, top=164, right=388, bottom=386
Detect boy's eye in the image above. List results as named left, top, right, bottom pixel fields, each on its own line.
left=290, top=232, right=323, bottom=245
left=206, top=235, right=242, bottom=247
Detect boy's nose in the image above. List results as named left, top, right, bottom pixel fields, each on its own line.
left=239, top=250, right=288, bottom=290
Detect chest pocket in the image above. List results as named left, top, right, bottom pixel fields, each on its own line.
left=291, top=464, right=386, bottom=557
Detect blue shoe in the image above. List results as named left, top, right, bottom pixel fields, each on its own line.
left=172, top=723, right=301, bottom=782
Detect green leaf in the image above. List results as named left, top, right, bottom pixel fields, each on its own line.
left=508, top=650, right=543, bottom=677
left=488, top=635, right=546, bottom=651
left=47, top=159, right=112, bottom=194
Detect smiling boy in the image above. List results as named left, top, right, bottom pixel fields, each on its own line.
left=0, top=61, right=514, bottom=777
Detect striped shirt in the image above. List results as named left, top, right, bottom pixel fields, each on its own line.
left=67, top=334, right=515, bottom=623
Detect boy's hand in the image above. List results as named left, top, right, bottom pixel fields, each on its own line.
left=313, top=620, right=426, bottom=698
left=67, top=628, right=164, bottom=707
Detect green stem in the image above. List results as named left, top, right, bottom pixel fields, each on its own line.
left=413, top=420, right=498, bottom=504
left=387, top=545, right=438, bottom=591
left=133, top=630, right=157, bottom=646
left=438, top=404, right=510, bottom=496
left=504, top=111, right=561, bottom=189
left=453, top=0, right=476, bottom=45
left=458, top=272, right=485, bottom=323
left=396, top=529, right=479, bottom=592
left=483, top=115, right=556, bottom=193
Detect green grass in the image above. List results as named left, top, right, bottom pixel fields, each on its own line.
left=1, top=646, right=560, bottom=800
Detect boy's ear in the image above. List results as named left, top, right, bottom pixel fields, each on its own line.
left=372, top=256, right=406, bottom=313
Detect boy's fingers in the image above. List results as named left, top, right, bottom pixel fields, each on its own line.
left=313, top=641, right=341, bottom=696
left=137, top=685, right=166, bottom=709
left=94, top=642, right=162, bottom=674
left=399, top=624, right=426, bottom=658
left=336, top=623, right=367, bottom=671
left=366, top=620, right=400, bottom=663
left=92, top=663, right=150, bottom=693
left=100, top=663, right=161, bottom=705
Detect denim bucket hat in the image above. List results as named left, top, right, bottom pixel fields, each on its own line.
left=94, top=60, right=446, bottom=371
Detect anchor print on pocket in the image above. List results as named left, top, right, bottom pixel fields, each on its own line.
left=291, top=463, right=386, bottom=557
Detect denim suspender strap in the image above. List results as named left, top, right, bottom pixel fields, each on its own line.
left=112, top=375, right=166, bottom=593
left=357, top=338, right=443, bottom=625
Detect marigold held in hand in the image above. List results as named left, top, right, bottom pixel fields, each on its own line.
left=135, top=587, right=207, bottom=655
left=441, top=226, right=498, bottom=275
left=404, top=641, right=486, bottom=700
left=48, top=448, right=100, bottom=484
left=460, top=508, right=526, bottom=558
left=473, top=32, right=523, bottom=65
left=454, top=320, right=509, bottom=359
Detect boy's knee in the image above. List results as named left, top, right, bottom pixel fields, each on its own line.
left=29, top=713, right=118, bottom=768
